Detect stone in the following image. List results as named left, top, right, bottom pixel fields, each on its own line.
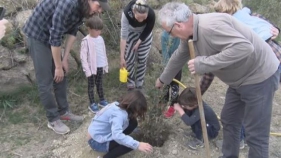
left=189, top=3, right=210, bottom=14
left=172, top=149, right=178, bottom=155
left=0, top=67, right=32, bottom=92
left=0, top=45, right=12, bottom=70
left=15, top=10, right=33, bottom=29
left=13, top=50, right=28, bottom=63
left=3, top=19, right=13, bottom=36
left=0, top=0, right=38, bottom=16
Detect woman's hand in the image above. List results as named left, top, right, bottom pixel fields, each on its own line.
left=133, top=39, right=142, bottom=53
left=120, top=58, right=126, bottom=68
left=132, top=43, right=140, bottom=53
left=138, top=142, right=153, bottom=153
left=271, top=26, right=279, bottom=39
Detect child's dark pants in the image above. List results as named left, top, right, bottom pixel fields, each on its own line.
left=192, top=121, right=219, bottom=140
left=103, top=118, right=138, bottom=158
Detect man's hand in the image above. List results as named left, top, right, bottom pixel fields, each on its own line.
left=155, top=78, right=163, bottom=89
left=138, top=142, right=153, bottom=153
left=0, top=19, right=8, bottom=40
left=54, top=67, right=64, bottom=83
left=188, top=59, right=195, bottom=74
left=62, top=58, right=69, bottom=74
left=51, top=46, right=64, bottom=83
left=271, top=26, right=279, bottom=39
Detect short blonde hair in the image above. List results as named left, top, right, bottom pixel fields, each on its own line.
left=214, top=0, right=242, bottom=15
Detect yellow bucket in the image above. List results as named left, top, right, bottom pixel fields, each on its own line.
left=119, top=68, right=129, bottom=83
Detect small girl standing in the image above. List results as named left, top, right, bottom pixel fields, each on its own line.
left=80, top=16, right=109, bottom=113
left=87, top=90, right=153, bottom=157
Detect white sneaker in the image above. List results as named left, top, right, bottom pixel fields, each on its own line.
left=47, top=119, right=70, bottom=135
left=240, top=140, right=245, bottom=149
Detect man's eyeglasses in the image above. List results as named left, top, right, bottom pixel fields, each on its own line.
left=168, top=24, right=175, bottom=35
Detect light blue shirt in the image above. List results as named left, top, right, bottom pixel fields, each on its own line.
left=88, top=102, right=139, bottom=150
left=233, top=7, right=273, bottom=41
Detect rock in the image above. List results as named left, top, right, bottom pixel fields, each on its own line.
left=0, top=46, right=35, bottom=92
left=3, top=19, right=13, bottom=36
left=0, top=67, right=33, bottom=92
left=0, top=0, right=38, bottom=16
left=189, top=3, right=210, bottom=14
left=13, top=50, right=28, bottom=63
left=15, top=10, right=33, bottom=29
left=15, top=10, right=33, bottom=45
left=0, top=45, right=12, bottom=70
left=172, top=149, right=178, bottom=155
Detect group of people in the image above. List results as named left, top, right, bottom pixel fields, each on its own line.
left=15, top=0, right=280, bottom=157
left=155, top=1, right=280, bottom=158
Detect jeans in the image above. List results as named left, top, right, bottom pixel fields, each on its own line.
left=88, top=139, right=108, bottom=153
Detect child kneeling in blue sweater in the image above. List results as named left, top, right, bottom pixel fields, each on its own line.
left=87, top=90, right=153, bottom=157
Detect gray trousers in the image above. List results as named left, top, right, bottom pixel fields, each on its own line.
left=27, top=37, right=69, bottom=122
left=221, top=70, right=279, bottom=158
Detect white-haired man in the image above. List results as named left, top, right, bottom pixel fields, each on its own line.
left=155, top=2, right=279, bottom=158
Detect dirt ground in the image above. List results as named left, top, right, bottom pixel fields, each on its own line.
left=51, top=80, right=281, bottom=158
left=1, top=53, right=281, bottom=158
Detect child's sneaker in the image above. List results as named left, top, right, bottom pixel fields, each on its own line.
left=187, top=138, right=204, bottom=150
left=88, top=103, right=99, bottom=113
left=164, top=106, right=176, bottom=118
left=215, top=139, right=223, bottom=150
left=99, top=100, right=109, bottom=108
left=184, top=131, right=197, bottom=138
left=240, top=140, right=245, bottom=149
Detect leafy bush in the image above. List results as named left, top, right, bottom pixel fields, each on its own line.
left=0, top=28, right=24, bottom=49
